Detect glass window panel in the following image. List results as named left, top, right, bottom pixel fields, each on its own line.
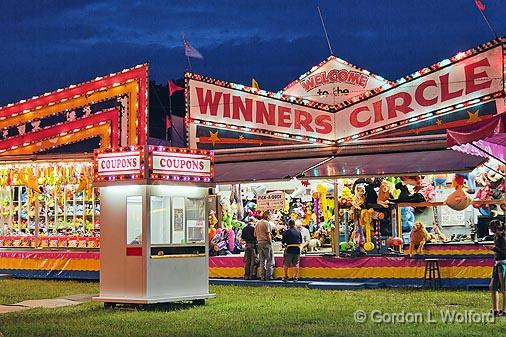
left=150, top=196, right=171, bottom=245
left=171, top=197, right=185, bottom=244
left=186, top=198, right=206, bottom=243
left=126, top=196, right=142, bottom=245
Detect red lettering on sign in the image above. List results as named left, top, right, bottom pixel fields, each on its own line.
left=255, top=101, right=276, bottom=125
left=315, top=115, right=332, bottom=134
left=232, top=96, right=253, bottom=122
left=277, top=106, right=291, bottom=127
left=350, top=106, right=371, bottom=128
left=294, top=109, right=314, bottom=132
left=464, top=57, right=493, bottom=94
left=386, top=91, right=413, bottom=119
left=223, top=93, right=231, bottom=118
left=414, top=79, right=438, bottom=106
left=440, top=73, right=463, bottom=102
left=196, top=87, right=221, bottom=116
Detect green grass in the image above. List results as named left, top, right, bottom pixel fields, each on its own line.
left=0, top=280, right=504, bottom=337
left=0, top=279, right=98, bottom=305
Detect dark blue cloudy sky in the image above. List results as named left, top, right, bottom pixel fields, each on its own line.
left=0, top=0, right=504, bottom=106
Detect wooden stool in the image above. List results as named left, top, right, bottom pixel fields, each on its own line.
left=424, top=259, right=441, bottom=289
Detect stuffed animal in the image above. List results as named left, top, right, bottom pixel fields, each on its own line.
left=339, top=186, right=354, bottom=208
left=360, top=208, right=375, bottom=251
left=445, top=175, right=472, bottom=211
left=408, top=221, right=431, bottom=257
left=352, top=184, right=366, bottom=209
left=400, top=207, right=415, bottom=232
left=377, top=180, right=391, bottom=208
left=308, top=238, right=321, bottom=252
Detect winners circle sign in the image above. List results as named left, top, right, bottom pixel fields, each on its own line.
left=151, top=151, right=213, bottom=177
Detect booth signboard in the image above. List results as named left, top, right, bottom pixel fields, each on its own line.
left=280, top=56, right=390, bottom=106
left=96, top=151, right=142, bottom=176
left=151, top=151, right=212, bottom=177
left=94, top=146, right=214, bottom=182
left=257, top=191, right=285, bottom=211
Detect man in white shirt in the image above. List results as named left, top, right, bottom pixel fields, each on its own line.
left=296, top=220, right=310, bottom=253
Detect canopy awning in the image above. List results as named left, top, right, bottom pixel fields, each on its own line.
left=214, top=157, right=330, bottom=183
left=447, top=114, right=505, bottom=162
left=300, top=150, right=484, bottom=179
left=213, top=149, right=484, bottom=183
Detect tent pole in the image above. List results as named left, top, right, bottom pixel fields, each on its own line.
left=333, top=181, right=340, bottom=256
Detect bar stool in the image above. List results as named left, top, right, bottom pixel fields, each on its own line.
left=423, top=259, right=441, bottom=289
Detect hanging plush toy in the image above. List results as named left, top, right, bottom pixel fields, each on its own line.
left=316, top=183, right=330, bottom=221
left=208, top=210, right=218, bottom=243
left=339, top=186, right=353, bottom=208
left=360, top=209, right=375, bottom=251
left=376, top=180, right=391, bottom=208
left=351, top=184, right=365, bottom=209
left=445, top=175, right=472, bottom=211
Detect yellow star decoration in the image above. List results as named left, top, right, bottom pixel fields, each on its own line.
left=208, top=131, right=220, bottom=146
left=467, top=110, right=481, bottom=123
left=435, top=119, right=443, bottom=126
left=238, top=134, right=244, bottom=141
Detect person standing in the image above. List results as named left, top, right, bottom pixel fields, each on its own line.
left=254, top=212, right=273, bottom=281
left=296, top=220, right=310, bottom=253
left=488, top=219, right=506, bottom=317
left=241, top=218, right=257, bottom=280
left=282, top=219, right=302, bottom=282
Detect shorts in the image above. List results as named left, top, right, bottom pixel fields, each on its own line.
left=491, top=261, right=506, bottom=292
left=283, top=252, right=300, bottom=267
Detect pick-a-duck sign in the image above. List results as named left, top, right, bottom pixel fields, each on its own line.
left=186, top=38, right=504, bottom=149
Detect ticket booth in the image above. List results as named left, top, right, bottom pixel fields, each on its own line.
left=92, top=146, right=215, bottom=306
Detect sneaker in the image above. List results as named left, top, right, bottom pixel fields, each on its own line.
left=498, top=311, right=506, bottom=317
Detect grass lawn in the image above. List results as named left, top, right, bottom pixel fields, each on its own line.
left=0, top=280, right=504, bottom=337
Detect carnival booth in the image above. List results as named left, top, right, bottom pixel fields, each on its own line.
left=187, top=36, right=506, bottom=288
left=0, top=64, right=149, bottom=278
left=93, top=146, right=215, bottom=306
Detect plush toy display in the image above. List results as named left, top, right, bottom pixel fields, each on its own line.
left=352, top=184, right=366, bottom=209
left=360, top=209, right=375, bottom=251
left=376, top=180, right=391, bottom=208
left=445, top=175, right=472, bottom=211
left=400, top=207, right=415, bottom=232
left=308, top=238, right=321, bottom=252
left=408, top=221, right=431, bottom=257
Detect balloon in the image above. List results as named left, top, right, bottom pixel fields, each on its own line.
left=290, top=178, right=306, bottom=199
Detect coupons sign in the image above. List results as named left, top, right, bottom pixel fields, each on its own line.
left=152, top=151, right=212, bottom=177
left=257, top=191, right=286, bottom=211
left=96, top=151, right=141, bottom=176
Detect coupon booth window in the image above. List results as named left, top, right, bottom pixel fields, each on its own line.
left=93, top=146, right=215, bottom=306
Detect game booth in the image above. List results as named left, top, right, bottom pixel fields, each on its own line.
left=0, top=36, right=505, bottom=288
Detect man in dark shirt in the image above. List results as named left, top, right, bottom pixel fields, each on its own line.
left=282, top=219, right=302, bottom=282
left=488, top=220, right=506, bottom=316
left=241, top=218, right=258, bottom=280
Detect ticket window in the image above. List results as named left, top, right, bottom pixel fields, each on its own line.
left=149, top=196, right=206, bottom=246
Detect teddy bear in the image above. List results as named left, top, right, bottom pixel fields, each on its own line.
left=377, top=180, right=391, bottom=208
left=445, top=175, right=472, bottom=211
left=307, top=238, right=321, bottom=252
left=351, top=184, right=366, bottom=209
left=408, top=221, right=431, bottom=257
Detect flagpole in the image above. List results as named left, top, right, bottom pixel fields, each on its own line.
left=167, top=90, right=172, bottom=142
left=317, top=6, right=333, bottom=55
left=181, top=32, right=192, bottom=71
left=478, top=9, right=498, bottom=39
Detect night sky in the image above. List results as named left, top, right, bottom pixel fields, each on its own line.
left=0, top=0, right=504, bottom=106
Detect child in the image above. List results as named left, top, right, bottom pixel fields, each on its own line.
left=488, top=219, right=506, bottom=317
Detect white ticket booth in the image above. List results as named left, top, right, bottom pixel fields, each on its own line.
left=92, top=146, right=215, bottom=307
